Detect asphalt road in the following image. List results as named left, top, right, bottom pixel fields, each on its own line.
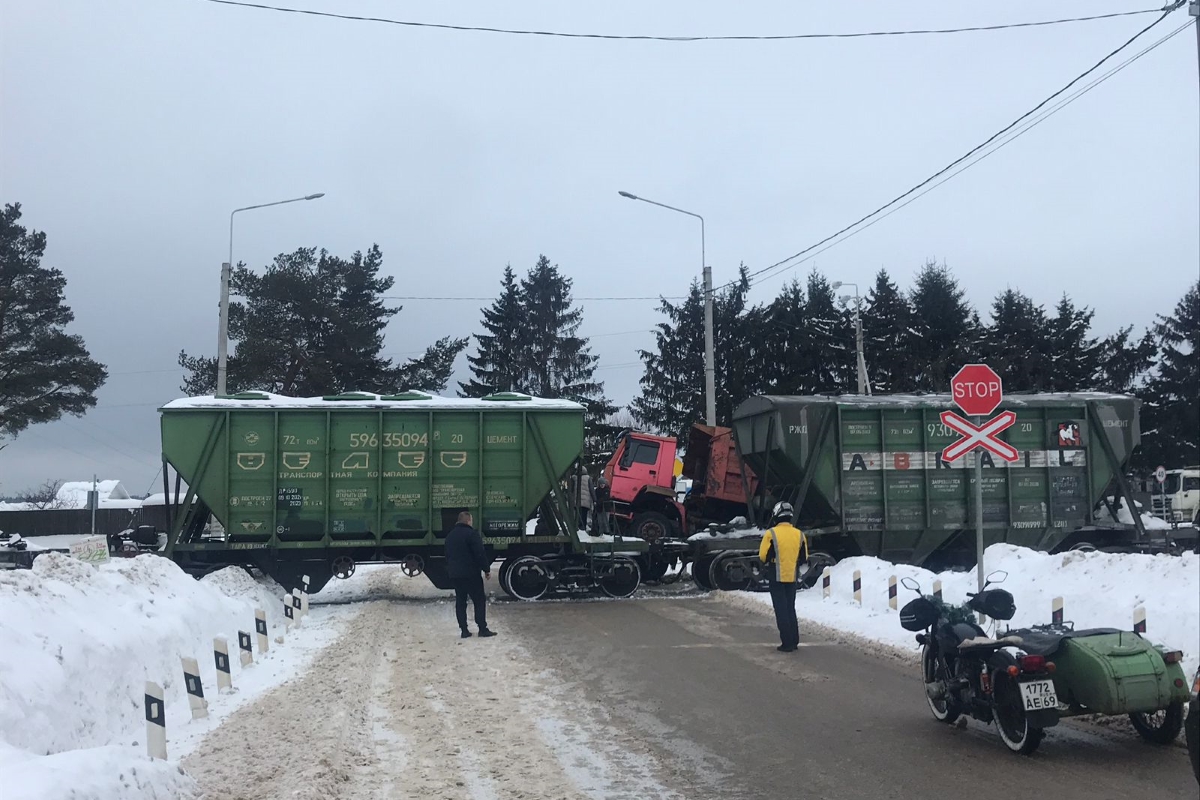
left=500, top=592, right=1197, bottom=800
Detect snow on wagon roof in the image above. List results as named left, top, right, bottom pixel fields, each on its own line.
left=161, top=391, right=585, bottom=411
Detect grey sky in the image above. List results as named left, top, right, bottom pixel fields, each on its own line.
left=1, top=0, right=1196, bottom=495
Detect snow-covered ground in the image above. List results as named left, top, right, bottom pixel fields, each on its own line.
left=0, top=553, right=353, bottom=799
left=733, top=543, right=1200, bottom=675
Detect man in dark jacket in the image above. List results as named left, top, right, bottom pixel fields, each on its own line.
left=444, top=511, right=495, bottom=638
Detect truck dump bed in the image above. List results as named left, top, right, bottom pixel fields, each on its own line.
left=732, top=393, right=1141, bottom=566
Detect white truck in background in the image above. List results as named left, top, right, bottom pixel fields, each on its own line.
left=1148, top=467, right=1200, bottom=525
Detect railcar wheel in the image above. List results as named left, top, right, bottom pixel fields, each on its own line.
left=332, top=555, right=356, bottom=580
left=400, top=554, right=425, bottom=577
left=498, top=557, right=519, bottom=598
left=709, top=553, right=754, bottom=591
left=507, top=556, right=550, bottom=601
left=640, top=554, right=671, bottom=583
left=1130, top=702, right=1184, bottom=744
left=692, top=556, right=715, bottom=590
left=598, top=556, right=641, bottom=599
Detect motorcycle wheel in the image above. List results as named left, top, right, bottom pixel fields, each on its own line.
left=992, top=673, right=1044, bottom=755
left=922, top=645, right=960, bottom=724
left=1129, top=701, right=1184, bottom=744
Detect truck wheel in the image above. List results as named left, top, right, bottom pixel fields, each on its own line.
left=692, top=555, right=715, bottom=590
left=631, top=512, right=671, bottom=542
left=639, top=555, right=670, bottom=583
left=1130, top=701, right=1184, bottom=744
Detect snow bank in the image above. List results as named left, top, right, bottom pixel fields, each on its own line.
left=1098, top=496, right=1173, bottom=530
left=738, top=544, right=1200, bottom=675
left=0, top=553, right=349, bottom=798
left=0, top=742, right=199, bottom=800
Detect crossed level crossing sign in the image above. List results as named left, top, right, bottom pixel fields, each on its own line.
left=942, top=364, right=1019, bottom=464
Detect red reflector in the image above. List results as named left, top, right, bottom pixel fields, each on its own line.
left=1019, top=655, right=1047, bottom=673
left=1163, top=650, right=1182, bottom=664
left=1176, top=678, right=1186, bottom=688
left=1007, top=665, right=1020, bottom=677
left=1045, top=662, right=1056, bottom=673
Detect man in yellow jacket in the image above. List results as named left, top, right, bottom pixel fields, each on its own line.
left=759, top=501, right=809, bottom=652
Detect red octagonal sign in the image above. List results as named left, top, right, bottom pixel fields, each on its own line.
left=950, top=364, right=1003, bottom=416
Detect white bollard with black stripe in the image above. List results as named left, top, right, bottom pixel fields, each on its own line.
left=214, top=637, right=232, bottom=693
left=1134, top=606, right=1147, bottom=634
left=888, top=575, right=898, bottom=610
left=238, top=631, right=254, bottom=668
left=301, top=575, right=311, bottom=618
left=852, top=570, right=862, bottom=605
left=145, top=681, right=167, bottom=759
left=1052, top=596, right=1064, bottom=626
left=181, top=657, right=208, bottom=720
left=932, top=580, right=943, bottom=602
left=821, top=568, right=831, bottom=599
left=255, top=609, right=269, bottom=654
left=291, top=589, right=303, bottom=627
left=283, top=593, right=295, bottom=632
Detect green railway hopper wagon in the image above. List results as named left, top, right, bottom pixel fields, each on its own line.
left=732, top=393, right=1150, bottom=569
left=159, top=392, right=643, bottom=595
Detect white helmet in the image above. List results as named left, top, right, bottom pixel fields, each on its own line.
left=771, top=501, right=794, bottom=523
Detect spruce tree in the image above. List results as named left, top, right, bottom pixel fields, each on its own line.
left=1044, top=295, right=1103, bottom=391
left=518, top=255, right=615, bottom=444
left=983, top=289, right=1052, bottom=391
left=1139, top=281, right=1199, bottom=469
left=806, top=271, right=854, bottom=393
left=396, top=336, right=469, bottom=393
left=631, top=282, right=706, bottom=439
left=1096, top=326, right=1155, bottom=393
left=907, top=260, right=978, bottom=391
left=0, top=203, right=107, bottom=443
left=461, top=265, right=526, bottom=397
left=862, top=269, right=913, bottom=393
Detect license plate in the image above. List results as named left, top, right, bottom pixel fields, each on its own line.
left=1019, top=679, right=1058, bottom=711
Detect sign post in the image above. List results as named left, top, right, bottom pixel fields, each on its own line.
left=1154, top=465, right=1167, bottom=523
left=946, top=364, right=1016, bottom=592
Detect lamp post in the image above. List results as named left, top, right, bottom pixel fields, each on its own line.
left=832, top=281, right=870, bottom=395
left=618, top=191, right=715, bottom=426
left=217, top=193, right=325, bottom=396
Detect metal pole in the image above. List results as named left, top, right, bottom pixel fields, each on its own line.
left=854, top=290, right=867, bottom=395
left=216, top=193, right=325, bottom=397
left=90, top=474, right=97, bottom=537
left=974, top=424, right=985, bottom=592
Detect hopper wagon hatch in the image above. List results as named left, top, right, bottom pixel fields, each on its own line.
left=732, top=393, right=1148, bottom=569
left=156, top=391, right=621, bottom=593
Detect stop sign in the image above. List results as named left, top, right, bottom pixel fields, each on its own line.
left=950, top=364, right=1003, bottom=416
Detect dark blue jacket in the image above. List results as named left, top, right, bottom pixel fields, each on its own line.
left=444, top=523, right=489, bottom=579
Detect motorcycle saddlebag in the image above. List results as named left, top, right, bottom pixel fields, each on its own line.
left=1051, top=632, right=1188, bottom=715
left=968, top=589, right=1016, bottom=621
left=900, top=597, right=938, bottom=631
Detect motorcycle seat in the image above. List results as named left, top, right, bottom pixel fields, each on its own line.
left=958, top=635, right=1024, bottom=651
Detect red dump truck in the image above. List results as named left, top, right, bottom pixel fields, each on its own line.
left=602, top=424, right=756, bottom=541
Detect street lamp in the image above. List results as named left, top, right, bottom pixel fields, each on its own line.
left=618, top=191, right=715, bottom=426
left=217, top=193, right=325, bottom=396
left=831, top=281, right=870, bottom=395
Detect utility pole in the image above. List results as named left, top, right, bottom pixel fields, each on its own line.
left=833, top=281, right=871, bottom=394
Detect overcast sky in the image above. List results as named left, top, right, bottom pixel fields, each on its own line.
left=1, top=0, right=1197, bottom=496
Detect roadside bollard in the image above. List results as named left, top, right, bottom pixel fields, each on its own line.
left=852, top=570, right=862, bottom=605
left=1052, top=596, right=1064, bottom=626
left=291, top=589, right=303, bottom=627
left=255, top=609, right=269, bottom=654
left=283, top=594, right=295, bottom=632
left=145, top=681, right=167, bottom=759
left=888, top=575, right=898, bottom=610
left=214, top=637, right=232, bottom=693
left=821, top=568, right=831, bottom=599
left=238, top=631, right=253, bottom=667
left=933, top=580, right=943, bottom=602
left=1134, top=606, right=1147, bottom=634
left=181, top=657, right=208, bottom=720
left=301, top=575, right=311, bottom=618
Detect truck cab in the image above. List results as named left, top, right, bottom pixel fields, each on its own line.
left=1150, top=467, right=1200, bottom=525
left=603, top=431, right=687, bottom=540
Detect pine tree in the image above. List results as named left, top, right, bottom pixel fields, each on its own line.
left=862, top=269, right=913, bottom=393
left=1139, top=281, right=1199, bottom=469
left=179, top=244, right=450, bottom=396
left=396, top=336, right=469, bottom=393
left=460, top=265, right=526, bottom=397
left=631, top=281, right=706, bottom=439
left=805, top=271, right=853, bottom=393
left=983, top=289, right=1053, bottom=391
left=907, top=260, right=978, bottom=391
left=0, top=203, right=107, bottom=444
left=1096, top=326, right=1155, bottom=393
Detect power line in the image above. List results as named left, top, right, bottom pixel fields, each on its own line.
left=733, top=3, right=1185, bottom=292
left=743, top=18, right=1195, bottom=291
left=196, top=0, right=1164, bottom=42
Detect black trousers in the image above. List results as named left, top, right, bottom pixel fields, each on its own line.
left=453, top=574, right=487, bottom=632
left=579, top=507, right=590, bottom=531
left=769, top=580, right=799, bottom=648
